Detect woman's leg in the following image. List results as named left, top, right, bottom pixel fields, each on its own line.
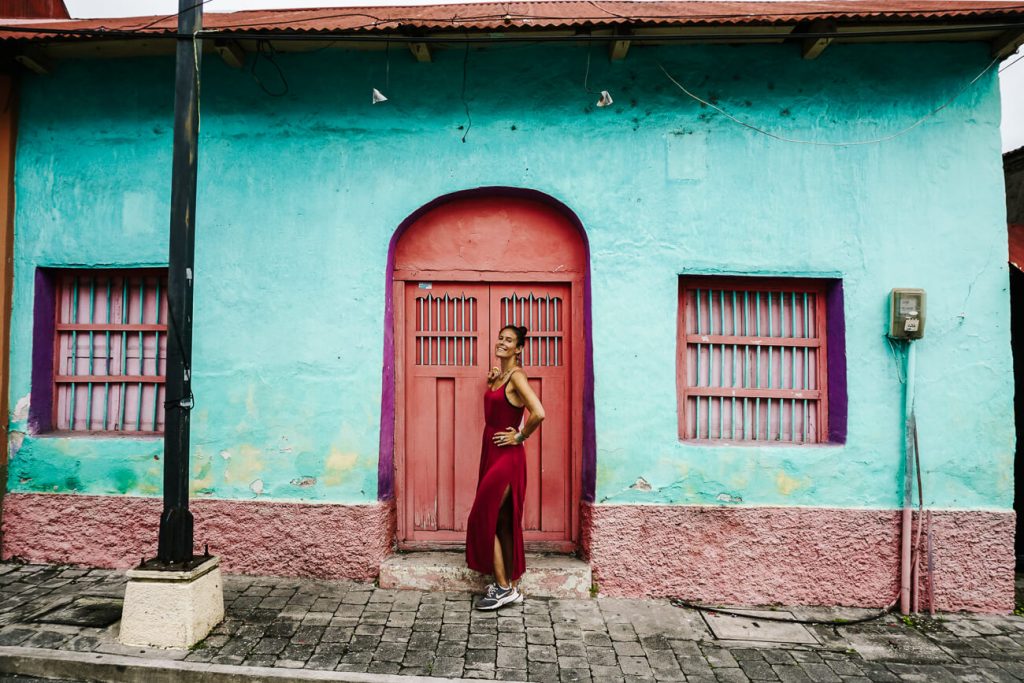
left=492, top=486, right=514, bottom=587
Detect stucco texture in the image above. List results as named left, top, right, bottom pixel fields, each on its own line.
left=1, top=493, right=394, bottom=580
left=4, top=42, right=1013, bottom=514
left=581, top=503, right=1015, bottom=612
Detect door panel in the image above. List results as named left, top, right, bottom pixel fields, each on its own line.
left=404, top=284, right=488, bottom=540
left=490, top=284, right=571, bottom=541
left=401, top=281, right=573, bottom=547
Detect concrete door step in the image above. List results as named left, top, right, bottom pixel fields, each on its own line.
left=379, top=551, right=592, bottom=599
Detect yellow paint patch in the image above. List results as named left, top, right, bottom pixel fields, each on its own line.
left=223, top=445, right=264, bottom=484
left=776, top=470, right=806, bottom=496
left=322, top=448, right=358, bottom=487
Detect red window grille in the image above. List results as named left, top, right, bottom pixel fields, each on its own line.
left=54, top=270, right=168, bottom=433
left=677, top=277, right=829, bottom=443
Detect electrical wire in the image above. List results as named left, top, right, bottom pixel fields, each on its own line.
left=670, top=598, right=898, bottom=625
left=460, top=41, right=472, bottom=142
left=658, top=56, right=1000, bottom=147
left=249, top=39, right=289, bottom=97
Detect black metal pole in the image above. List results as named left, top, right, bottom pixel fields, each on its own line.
left=157, top=0, right=202, bottom=565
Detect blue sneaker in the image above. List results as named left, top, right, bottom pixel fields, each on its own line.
left=484, top=582, right=523, bottom=604
left=476, top=584, right=521, bottom=610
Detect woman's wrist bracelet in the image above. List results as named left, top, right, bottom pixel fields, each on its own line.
left=514, top=432, right=526, bottom=444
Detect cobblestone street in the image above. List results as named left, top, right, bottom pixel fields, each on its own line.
left=0, top=562, right=1023, bottom=681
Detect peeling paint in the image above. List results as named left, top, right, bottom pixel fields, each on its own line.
left=249, top=478, right=264, bottom=496
left=8, top=431, right=24, bottom=459
left=290, top=476, right=317, bottom=488
left=629, top=477, right=652, bottom=491
left=12, top=394, right=29, bottom=422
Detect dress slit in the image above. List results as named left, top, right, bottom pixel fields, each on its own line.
left=466, top=380, right=528, bottom=582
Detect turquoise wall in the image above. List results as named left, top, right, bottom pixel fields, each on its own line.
left=6, top=42, right=1013, bottom=510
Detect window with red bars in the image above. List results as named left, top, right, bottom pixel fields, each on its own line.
left=52, top=269, right=168, bottom=433
left=677, top=277, right=829, bottom=443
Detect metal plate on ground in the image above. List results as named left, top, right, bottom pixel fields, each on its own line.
left=32, top=596, right=122, bottom=627
left=701, top=609, right=819, bottom=645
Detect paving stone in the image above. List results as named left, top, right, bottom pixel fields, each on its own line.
left=313, top=642, right=347, bottom=655
left=381, top=626, right=412, bottom=642
left=773, top=665, right=813, bottom=683
left=466, top=648, right=497, bottom=666
left=583, top=631, right=613, bottom=647
left=498, top=646, right=529, bottom=669
left=438, top=640, right=468, bottom=657
left=679, top=656, right=716, bottom=676
left=252, top=637, right=288, bottom=655
left=528, top=627, right=556, bottom=645
left=471, top=633, right=499, bottom=649
left=280, top=644, right=313, bottom=661
left=0, top=628, right=37, bottom=646
left=715, top=668, right=752, bottom=682
left=442, top=623, right=470, bottom=640
left=403, top=649, right=436, bottom=667
left=651, top=666, right=686, bottom=681
left=739, top=658, right=781, bottom=681
left=367, top=661, right=401, bottom=674
left=499, top=631, right=528, bottom=648
left=614, top=641, right=646, bottom=657
left=242, top=654, right=278, bottom=667
left=591, top=665, right=626, bottom=682
left=528, top=644, right=558, bottom=663
left=528, top=661, right=560, bottom=683
left=496, top=667, right=529, bottom=680
left=433, top=655, right=467, bottom=678
left=646, top=649, right=678, bottom=670
left=408, top=630, right=440, bottom=650
left=559, top=668, right=591, bottom=682
left=620, top=656, right=654, bottom=676
left=704, top=647, right=740, bottom=668
left=798, top=662, right=841, bottom=683
left=374, top=640, right=408, bottom=663
left=586, top=646, right=618, bottom=666
left=556, top=640, right=587, bottom=657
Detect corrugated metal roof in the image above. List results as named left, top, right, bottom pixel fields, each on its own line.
left=2, top=2, right=1024, bottom=39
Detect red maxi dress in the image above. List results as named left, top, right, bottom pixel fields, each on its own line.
left=465, top=376, right=527, bottom=581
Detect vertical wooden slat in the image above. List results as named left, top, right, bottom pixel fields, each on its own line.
left=135, top=278, right=144, bottom=431
left=436, top=378, right=455, bottom=530
left=152, top=278, right=162, bottom=430
left=85, top=275, right=95, bottom=430
left=68, top=276, right=79, bottom=430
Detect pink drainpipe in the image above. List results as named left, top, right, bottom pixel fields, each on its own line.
left=900, top=342, right=917, bottom=615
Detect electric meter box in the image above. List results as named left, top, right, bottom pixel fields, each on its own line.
left=888, top=288, right=926, bottom=340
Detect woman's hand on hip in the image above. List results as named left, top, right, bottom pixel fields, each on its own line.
left=493, top=427, right=519, bottom=447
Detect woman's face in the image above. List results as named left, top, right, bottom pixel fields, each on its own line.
left=495, top=328, right=523, bottom=359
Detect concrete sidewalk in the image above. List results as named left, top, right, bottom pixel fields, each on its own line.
left=0, top=562, right=1021, bottom=682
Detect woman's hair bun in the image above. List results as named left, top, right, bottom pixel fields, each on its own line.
left=515, top=325, right=529, bottom=341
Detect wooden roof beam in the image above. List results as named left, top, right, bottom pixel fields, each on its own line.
left=14, top=50, right=50, bottom=75
left=609, top=29, right=631, bottom=61
left=798, top=19, right=837, bottom=60
left=408, top=42, right=432, bottom=62
left=991, top=28, right=1024, bottom=59
left=213, top=39, right=246, bottom=68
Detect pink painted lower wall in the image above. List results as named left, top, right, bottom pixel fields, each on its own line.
left=2, top=493, right=395, bottom=580
left=580, top=503, right=1015, bottom=613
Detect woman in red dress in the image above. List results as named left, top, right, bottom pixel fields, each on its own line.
left=465, top=324, right=545, bottom=610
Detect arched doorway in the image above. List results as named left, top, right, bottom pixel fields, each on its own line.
left=389, top=190, right=588, bottom=552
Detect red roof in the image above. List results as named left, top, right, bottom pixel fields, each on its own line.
left=2, top=1, right=1024, bottom=39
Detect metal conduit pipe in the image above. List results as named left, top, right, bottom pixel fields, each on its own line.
left=899, top=342, right=917, bottom=615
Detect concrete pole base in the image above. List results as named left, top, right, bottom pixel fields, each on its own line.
left=118, top=556, right=224, bottom=649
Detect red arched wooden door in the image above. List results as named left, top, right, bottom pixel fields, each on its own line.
left=393, top=194, right=586, bottom=552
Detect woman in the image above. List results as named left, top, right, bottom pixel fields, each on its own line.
left=465, top=324, right=545, bottom=610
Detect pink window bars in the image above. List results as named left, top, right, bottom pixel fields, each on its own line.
left=53, top=270, right=168, bottom=433
left=677, top=277, right=829, bottom=443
